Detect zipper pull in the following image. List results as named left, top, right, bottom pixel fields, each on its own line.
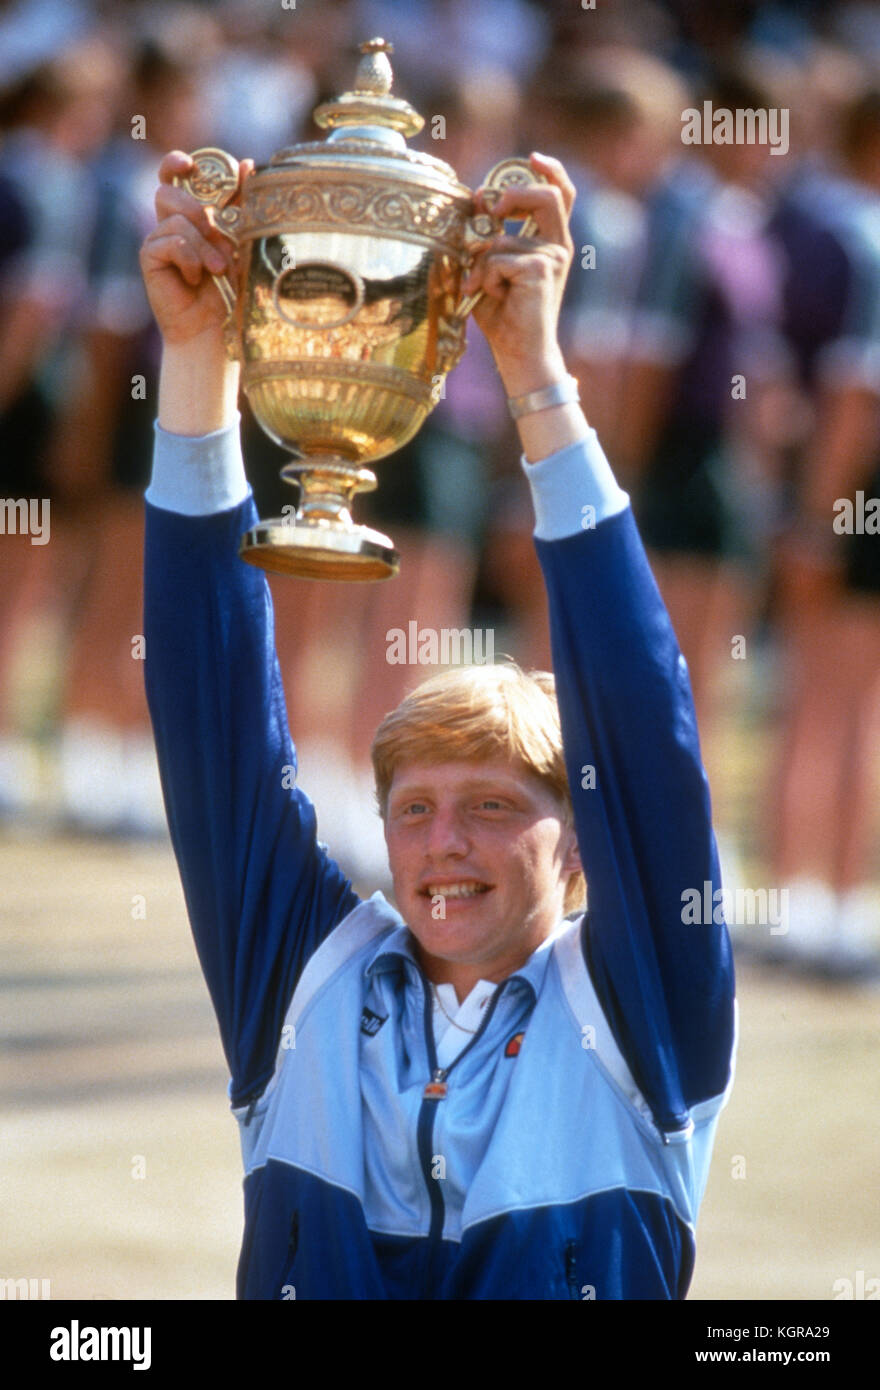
left=423, top=1068, right=448, bottom=1100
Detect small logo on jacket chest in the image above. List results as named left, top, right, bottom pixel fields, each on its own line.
left=360, top=1006, right=388, bottom=1037
left=504, top=1031, right=525, bottom=1058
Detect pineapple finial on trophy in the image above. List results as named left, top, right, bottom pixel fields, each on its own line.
left=355, top=38, right=394, bottom=96
left=314, top=37, right=423, bottom=139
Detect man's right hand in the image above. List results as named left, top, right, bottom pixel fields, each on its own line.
left=142, top=151, right=254, bottom=435
left=140, top=150, right=253, bottom=348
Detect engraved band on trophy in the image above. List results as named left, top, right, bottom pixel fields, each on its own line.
left=175, top=37, right=545, bottom=581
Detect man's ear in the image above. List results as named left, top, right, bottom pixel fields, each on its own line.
left=562, top=826, right=582, bottom=877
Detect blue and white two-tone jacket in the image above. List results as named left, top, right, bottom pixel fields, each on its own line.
left=143, top=421, right=736, bottom=1300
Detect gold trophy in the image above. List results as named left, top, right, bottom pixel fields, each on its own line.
left=177, top=38, right=543, bottom=580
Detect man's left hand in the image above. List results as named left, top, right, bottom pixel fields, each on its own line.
left=463, top=152, right=576, bottom=399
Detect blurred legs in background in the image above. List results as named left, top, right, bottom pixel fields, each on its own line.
left=57, top=493, right=165, bottom=837
left=769, top=590, right=880, bottom=979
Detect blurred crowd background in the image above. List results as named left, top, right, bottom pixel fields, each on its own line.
left=2, top=0, right=880, bottom=983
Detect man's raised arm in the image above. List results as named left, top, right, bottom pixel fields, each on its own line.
left=468, top=155, right=735, bottom=1135
left=140, top=153, right=358, bottom=1109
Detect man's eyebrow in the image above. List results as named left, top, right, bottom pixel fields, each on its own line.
left=389, top=778, right=525, bottom=798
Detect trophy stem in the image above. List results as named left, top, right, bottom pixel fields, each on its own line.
left=281, top=458, right=376, bottom=529
left=238, top=456, right=400, bottom=581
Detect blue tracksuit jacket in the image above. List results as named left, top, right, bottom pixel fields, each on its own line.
left=144, top=450, right=736, bottom=1301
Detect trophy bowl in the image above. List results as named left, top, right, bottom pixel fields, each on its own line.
left=178, top=38, right=543, bottom=580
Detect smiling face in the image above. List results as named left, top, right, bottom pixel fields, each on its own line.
left=383, top=757, right=582, bottom=994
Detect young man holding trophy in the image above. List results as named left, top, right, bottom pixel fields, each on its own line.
left=140, top=122, right=735, bottom=1298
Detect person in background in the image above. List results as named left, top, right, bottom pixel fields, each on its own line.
left=603, top=60, right=795, bottom=919
left=0, top=36, right=121, bottom=820
left=614, top=63, right=788, bottom=743
left=765, top=85, right=880, bottom=980
left=49, top=32, right=213, bottom=835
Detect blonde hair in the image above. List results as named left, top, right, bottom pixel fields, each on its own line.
left=371, top=663, right=586, bottom=915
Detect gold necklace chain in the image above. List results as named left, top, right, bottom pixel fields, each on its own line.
left=430, top=982, right=479, bottom=1034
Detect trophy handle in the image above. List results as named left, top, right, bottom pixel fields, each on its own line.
left=173, top=147, right=243, bottom=317
left=454, top=158, right=548, bottom=320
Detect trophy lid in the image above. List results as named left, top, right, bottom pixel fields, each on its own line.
left=266, top=36, right=463, bottom=189
left=313, top=38, right=424, bottom=143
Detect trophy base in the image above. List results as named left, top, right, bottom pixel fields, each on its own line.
left=239, top=519, right=400, bottom=581
left=238, top=456, right=400, bottom=580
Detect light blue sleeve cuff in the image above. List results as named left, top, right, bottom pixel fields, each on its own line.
left=144, top=415, right=250, bottom=516
left=521, top=430, right=630, bottom=540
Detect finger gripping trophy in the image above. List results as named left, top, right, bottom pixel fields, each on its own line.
left=179, top=37, right=543, bottom=580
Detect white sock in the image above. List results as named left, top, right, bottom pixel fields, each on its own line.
left=0, top=733, right=40, bottom=814
left=775, top=877, right=836, bottom=958
left=57, top=719, right=127, bottom=830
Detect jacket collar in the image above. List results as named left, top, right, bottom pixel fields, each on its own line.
left=364, top=913, right=582, bottom=1003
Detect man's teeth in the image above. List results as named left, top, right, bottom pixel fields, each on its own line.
left=425, top=883, right=489, bottom=898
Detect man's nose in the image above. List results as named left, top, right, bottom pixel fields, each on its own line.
left=425, top=804, right=470, bottom=857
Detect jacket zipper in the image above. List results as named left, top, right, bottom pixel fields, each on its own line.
left=416, top=977, right=506, bottom=1295
left=565, top=1240, right=579, bottom=1299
